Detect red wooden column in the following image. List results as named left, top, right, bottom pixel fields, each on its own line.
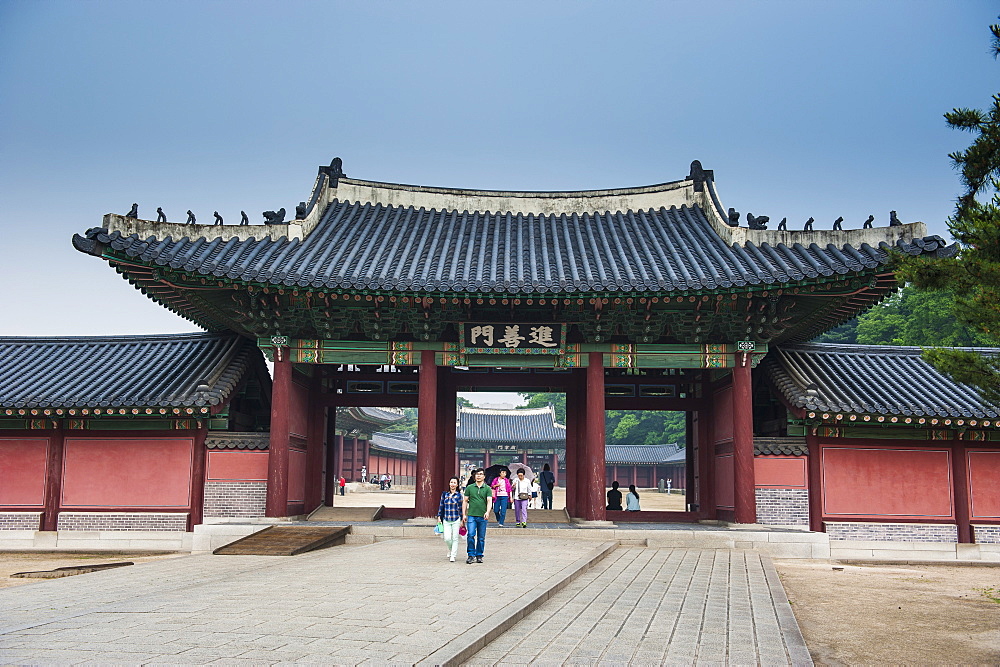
left=582, top=351, right=607, bottom=521
left=266, top=349, right=292, bottom=517
left=952, top=444, right=972, bottom=543
left=438, top=368, right=457, bottom=491
left=187, top=425, right=208, bottom=530
left=335, top=434, right=345, bottom=478
left=697, top=406, right=716, bottom=517
left=806, top=435, right=824, bottom=532
left=415, top=349, right=439, bottom=517
left=350, top=436, right=359, bottom=481
left=564, top=376, right=581, bottom=516
left=41, top=427, right=65, bottom=531
left=324, top=416, right=338, bottom=506
left=551, top=453, right=559, bottom=485
left=732, top=354, right=756, bottom=523
left=304, top=377, right=326, bottom=513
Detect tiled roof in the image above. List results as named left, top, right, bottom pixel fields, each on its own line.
left=606, top=443, right=683, bottom=464
left=76, top=201, right=950, bottom=295
left=206, top=432, right=270, bottom=450
left=457, top=406, right=566, bottom=444
left=765, top=343, right=1000, bottom=419
left=370, top=431, right=417, bottom=455
left=0, top=332, right=264, bottom=410
left=754, top=437, right=807, bottom=456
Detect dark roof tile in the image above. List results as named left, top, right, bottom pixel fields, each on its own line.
left=0, top=332, right=264, bottom=410
left=765, top=343, right=1000, bottom=419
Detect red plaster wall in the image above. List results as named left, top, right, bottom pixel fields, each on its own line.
left=713, top=386, right=733, bottom=443
left=207, top=451, right=269, bottom=481
left=754, top=456, right=807, bottom=489
left=968, top=450, right=1000, bottom=519
left=289, top=448, right=306, bottom=502
left=0, top=438, right=49, bottom=506
left=289, top=379, right=310, bottom=439
left=822, top=445, right=953, bottom=519
left=715, top=454, right=734, bottom=509
left=62, top=438, right=193, bottom=508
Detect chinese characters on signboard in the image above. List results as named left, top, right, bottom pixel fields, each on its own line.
left=462, top=323, right=564, bottom=354
left=494, top=444, right=518, bottom=452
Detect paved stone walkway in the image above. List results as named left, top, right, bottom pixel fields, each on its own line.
left=0, top=538, right=810, bottom=666
left=466, top=547, right=811, bottom=666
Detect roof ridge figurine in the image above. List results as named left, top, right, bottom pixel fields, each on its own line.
left=213, top=211, right=223, bottom=226
left=186, top=210, right=196, bottom=225
left=295, top=202, right=307, bottom=220
left=833, top=216, right=843, bottom=231
left=156, top=207, right=166, bottom=223
left=727, top=207, right=740, bottom=227
left=240, top=211, right=249, bottom=225
left=262, top=208, right=286, bottom=224
left=890, top=210, right=902, bottom=226
left=863, top=215, right=874, bottom=229
left=126, top=203, right=138, bottom=219
left=746, top=212, right=769, bottom=230
left=803, top=217, right=814, bottom=231
left=777, top=217, right=787, bottom=231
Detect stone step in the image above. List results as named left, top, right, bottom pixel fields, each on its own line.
left=526, top=508, right=571, bottom=523
left=306, top=505, right=383, bottom=522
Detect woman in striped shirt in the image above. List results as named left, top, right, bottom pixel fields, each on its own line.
left=438, top=476, right=464, bottom=562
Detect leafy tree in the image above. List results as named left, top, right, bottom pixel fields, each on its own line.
left=811, top=320, right=858, bottom=344
left=519, top=391, right=685, bottom=445
left=898, top=21, right=1000, bottom=403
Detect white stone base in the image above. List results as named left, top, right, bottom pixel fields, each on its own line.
left=830, top=540, right=1000, bottom=562
left=0, top=530, right=192, bottom=551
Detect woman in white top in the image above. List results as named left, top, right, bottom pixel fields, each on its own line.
left=512, top=468, right=533, bottom=527
left=626, top=484, right=641, bottom=511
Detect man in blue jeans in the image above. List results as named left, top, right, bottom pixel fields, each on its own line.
left=462, top=468, right=492, bottom=564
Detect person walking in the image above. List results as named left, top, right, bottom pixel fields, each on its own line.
left=338, top=475, right=346, bottom=496
left=437, top=476, right=464, bottom=562
left=539, top=463, right=555, bottom=510
left=606, top=480, right=623, bottom=511
left=530, top=476, right=540, bottom=509
left=463, top=468, right=492, bottom=564
left=626, top=484, right=641, bottom=511
left=491, top=468, right=512, bottom=527
left=512, top=468, right=532, bottom=527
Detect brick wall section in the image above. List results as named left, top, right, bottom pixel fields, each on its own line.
left=824, top=521, right=958, bottom=542
left=755, top=489, right=809, bottom=526
left=203, top=481, right=267, bottom=518
left=0, top=512, right=42, bottom=530
left=973, top=525, right=1000, bottom=543
left=57, top=513, right=188, bottom=531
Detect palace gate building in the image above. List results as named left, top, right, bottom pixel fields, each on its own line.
left=4, top=158, right=999, bottom=548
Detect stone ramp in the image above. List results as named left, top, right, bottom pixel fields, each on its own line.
left=465, top=547, right=812, bottom=666
left=213, top=525, right=350, bottom=555
left=307, top=504, right=383, bottom=522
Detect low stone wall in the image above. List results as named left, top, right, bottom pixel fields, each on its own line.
left=204, top=481, right=267, bottom=518
left=825, top=521, right=958, bottom=542
left=755, top=489, right=809, bottom=527
left=57, top=512, right=188, bottom=532
left=973, top=525, right=1000, bottom=544
left=0, top=512, right=41, bottom=530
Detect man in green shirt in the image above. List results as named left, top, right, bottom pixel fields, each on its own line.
left=463, top=468, right=492, bottom=564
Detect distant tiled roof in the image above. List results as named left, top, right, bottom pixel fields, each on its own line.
left=606, top=443, right=683, bottom=464
left=370, top=431, right=417, bottom=455
left=75, top=202, right=950, bottom=295
left=206, top=432, right=269, bottom=450
left=766, top=343, right=1000, bottom=419
left=0, top=332, right=264, bottom=410
left=754, top=437, right=807, bottom=456
left=457, top=406, right=566, bottom=444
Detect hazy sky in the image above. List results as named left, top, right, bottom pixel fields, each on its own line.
left=1, top=1, right=997, bottom=348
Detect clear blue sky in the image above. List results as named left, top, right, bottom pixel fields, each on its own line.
left=1, top=1, right=997, bottom=339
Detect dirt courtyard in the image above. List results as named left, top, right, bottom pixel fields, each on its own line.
left=774, top=559, right=1000, bottom=665
left=2, top=548, right=997, bottom=664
